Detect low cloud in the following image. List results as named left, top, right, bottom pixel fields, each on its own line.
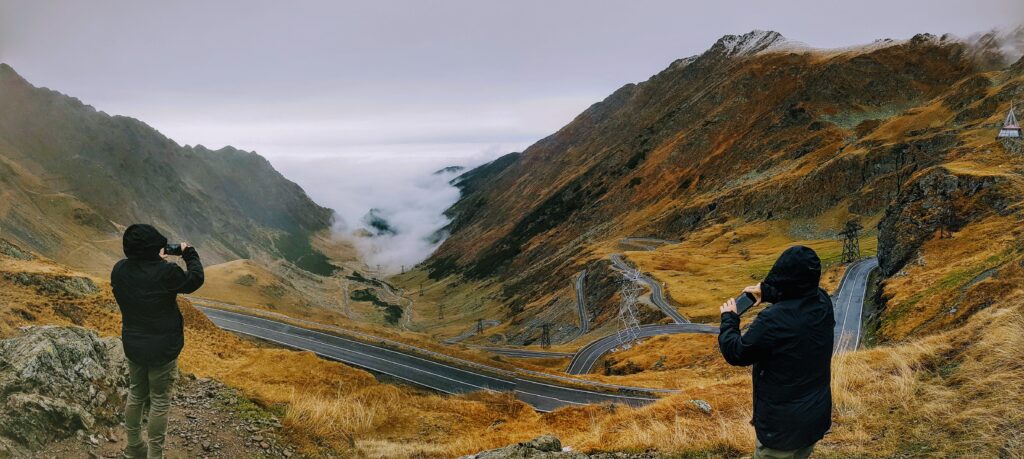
left=269, top=145, right=513, bottom=275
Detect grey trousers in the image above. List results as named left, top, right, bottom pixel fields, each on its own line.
left=124, top=359, right=177, bottom=459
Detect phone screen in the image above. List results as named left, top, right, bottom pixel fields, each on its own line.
left=735, top=292, right=757, bottom=316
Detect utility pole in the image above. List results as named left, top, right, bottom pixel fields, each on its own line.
left=540, top=324, right=551, bottom=349
left=401, top=265, right=405, bottom=274
left=438, top=302, right=444, bottom=320
left=839, top=220, right=863, bottom=263
left=615, top=269, right=644, bottom=350
left=419, top=282, right=424, bottom=296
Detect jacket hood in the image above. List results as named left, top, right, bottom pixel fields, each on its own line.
left=123, top=224, right=168, bottom=260
left=762, top=245, right=821, bottom=301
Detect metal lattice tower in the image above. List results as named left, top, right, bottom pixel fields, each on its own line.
left=614, top=268, right=644, bottom=350
left=540, top=324, right=551, bottom=348
left=839, top=220, right=863, bottom=263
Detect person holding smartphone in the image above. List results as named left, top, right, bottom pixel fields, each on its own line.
left=718, top=245, right=834, bottom=459
left=111, top=224, right=204, bottom=459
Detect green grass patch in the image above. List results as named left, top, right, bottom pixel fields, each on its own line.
left=349, top=288, right=403, bottom=324
left=218, top=386, right=285, bottom=421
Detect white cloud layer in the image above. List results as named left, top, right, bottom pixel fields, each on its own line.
left=270, top=145, right=517, bottom=274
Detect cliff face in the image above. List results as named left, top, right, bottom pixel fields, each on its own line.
left=0, top=64, right=335, bottom=275
left=424, top=31, right=1024, bottom=337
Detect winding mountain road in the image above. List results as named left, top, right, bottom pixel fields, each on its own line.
left=198, top=306, right=662, bottom=412
left=609, top=253, right=688, bottom=324
left=574, top=270, right=590, bottom=334
left=566, top=323, right=719, bottom=374
left=566, top=256, right=879, bottom=374
left=471, top=347, right=573, bottom=359
left=198, top=256, right=877, bottom=409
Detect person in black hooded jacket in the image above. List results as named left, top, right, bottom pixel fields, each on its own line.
left=718, top=245, right=834, bottom=459
left=111, top=224, right=203, bottom=459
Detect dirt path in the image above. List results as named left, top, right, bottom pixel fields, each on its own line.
left=31, top=375, right=302, bottom=459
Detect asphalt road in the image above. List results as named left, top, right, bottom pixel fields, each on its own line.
left=566, top=256, right=879, bottom=374
left=832, top=257, right=878, bottom=353
left=609, top=253, right=688, bottom=324
left=566, top=323, right=719, bottom=374
left=619, top=237, right=679, bottom=251
left=199, top=306, right=660, bottom=412
left=472, top=347, right=573, bottom=359
left=574, top=270, right=590, bottom=334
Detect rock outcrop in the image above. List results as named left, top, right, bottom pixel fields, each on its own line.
left=461, top=435, right=661, bottom=459
left=1, top=272, right=99, bottom=299
left=877, top=167, right=1015, bottom=276
left=0, top=326, right=127, bottom=456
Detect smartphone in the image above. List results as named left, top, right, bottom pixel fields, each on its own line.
left=164, top=244, right=183, bottom=256
left=735, top=292, right=757, bottom=316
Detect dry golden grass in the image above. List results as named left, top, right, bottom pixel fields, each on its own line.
left=825, top=296, right=1024, bottom=457
left=4, top=234, right=1023, bottom=457
left=199, top=259, right=313, bottom=311
left=622, top=220, right=878, bottom=323
left=879, top=213, right=1024, bottom=340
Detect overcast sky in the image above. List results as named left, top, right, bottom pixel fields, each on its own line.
left=3, top=0, right=1021, bottom=160
left=2, top=0, right=1020, bottom=270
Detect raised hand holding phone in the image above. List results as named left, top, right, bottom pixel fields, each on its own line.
left=722, top=284, right=763, bottom=316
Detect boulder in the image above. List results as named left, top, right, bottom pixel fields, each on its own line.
left=462, top=435, right=568, bottom=459
left=0, top=326, right=128, bottom=455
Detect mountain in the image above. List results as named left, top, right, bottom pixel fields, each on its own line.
left=0, top=64, right=336, bottom=275
left=415, top=31, right=1024, bottom=342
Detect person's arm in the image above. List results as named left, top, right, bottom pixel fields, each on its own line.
left=161, top=244, right=204, bottom=294
left=718, top=300, right=775, bottom=366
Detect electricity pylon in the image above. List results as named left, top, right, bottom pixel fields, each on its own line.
left=839, top=220, right=863, bottom=263
left=540, top=324, right=551, bottom=348
left=615, top=268, right=644, bottom=350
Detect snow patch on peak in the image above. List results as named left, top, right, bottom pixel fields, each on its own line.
left=712, top=30, right=787, bottom=57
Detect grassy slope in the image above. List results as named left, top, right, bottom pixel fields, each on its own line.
left=0, top=63, right=335, bottom=276
left=5, top=235, right=1023, bottom=457
left=408, top=34, right=982, bottom=340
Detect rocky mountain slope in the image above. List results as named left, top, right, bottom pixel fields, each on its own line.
left=416, top=30, right=1024, bottom=343
left=0, top=64, right=336, bottom=276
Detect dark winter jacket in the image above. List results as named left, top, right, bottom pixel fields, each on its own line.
left=718, top=245, right=834, bottom=451
left=111, top=224, right=204, bottom=366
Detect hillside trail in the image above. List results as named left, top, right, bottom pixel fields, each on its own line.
left=30, top=376, right=301, bottom=459
left=63, top=237, right=122, bottom=260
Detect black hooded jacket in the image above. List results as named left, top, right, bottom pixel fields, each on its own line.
left=111, top=224, right=204, bottom=366
left=718, top=246, right=834, bottom=450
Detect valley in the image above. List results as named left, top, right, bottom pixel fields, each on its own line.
left=2, top=23, right=1024, bottom=458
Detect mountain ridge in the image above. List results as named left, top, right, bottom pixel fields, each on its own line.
left=416, top=29, right=1023, bottom=343
left=0, top=63, right=338, bottom=275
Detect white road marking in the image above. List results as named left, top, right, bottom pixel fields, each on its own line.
left=211, top=316, right=502, bottom=391
left=204, top=308, right=511, bottom=384
left=204, top=309, right=665, bottom=410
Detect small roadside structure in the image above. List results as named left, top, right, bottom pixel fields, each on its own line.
left=997, top=103, right=1021, bottom=138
